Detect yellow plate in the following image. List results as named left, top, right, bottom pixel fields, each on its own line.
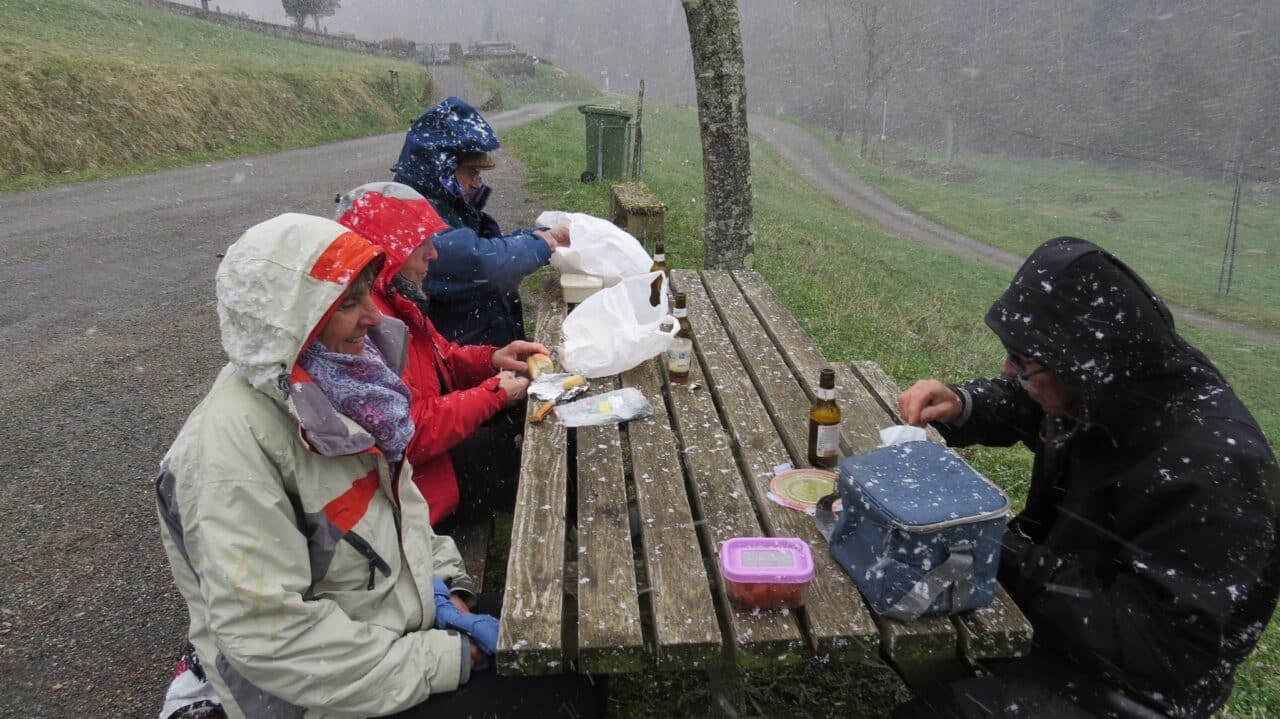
left=769, top=468, right=838, bottom=512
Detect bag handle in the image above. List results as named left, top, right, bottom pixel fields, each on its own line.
left=885, top=543, right=975, bottom=621
left=657, top=315, right=681, bottom=338
left=815, top=491, right=841, bottom=542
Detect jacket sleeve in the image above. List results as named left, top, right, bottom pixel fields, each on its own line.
left=999, top=434, right=1280, bottom=690
left=443, top=341, right=500, bottom=390
left=184, top=449, right=465, bottom=714
left=404, top=376, right=507, bottom=469
left=427, top=226, right=551, bottom=295
left=935, top=375, right=1044, bottom=448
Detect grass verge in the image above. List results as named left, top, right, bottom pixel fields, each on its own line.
left=505, top=103, right=1280, bottom=717
left=1, top=0, right=430, bottom=190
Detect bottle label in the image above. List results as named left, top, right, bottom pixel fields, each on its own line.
left=674, top=307, right=687, bottom=318
left=817, top=387, right=835, bottom=400
left=666, top=337, right=693, bottom=373
left=653, top=253, right=665, bottom=262
left=816, top=424, right=841, bottom=456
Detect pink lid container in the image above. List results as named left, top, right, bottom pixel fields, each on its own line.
left=720, top=537, right=815, bottom=610
left=720, top=537, right=815, bottom=584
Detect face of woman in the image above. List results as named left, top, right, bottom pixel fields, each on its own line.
left=398, top=238, right=438, bottom=285
left=318, top=285, right=382, bottom=355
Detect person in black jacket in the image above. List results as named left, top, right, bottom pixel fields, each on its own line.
left=893, top=237, right=1280, bottom=719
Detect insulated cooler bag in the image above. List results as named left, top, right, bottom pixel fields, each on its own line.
left=815, top=440, right=1008, bottom=620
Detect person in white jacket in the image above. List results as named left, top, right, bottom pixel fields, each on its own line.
left=156, top=214, right=487, bottom=718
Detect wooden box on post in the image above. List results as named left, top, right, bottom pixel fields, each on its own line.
left=609, top=181, right=667, bottom=250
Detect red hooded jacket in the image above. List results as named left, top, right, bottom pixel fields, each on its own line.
left=336, top=182, right=508, bottom=524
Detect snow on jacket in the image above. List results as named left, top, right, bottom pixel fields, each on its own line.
left=336, top=182, right=509, bottom=524
left=391, top=96, right=552, bottom=346
left=154, top=214, right=475, bottom=719
left=939, top=237, right=1280, bottom=717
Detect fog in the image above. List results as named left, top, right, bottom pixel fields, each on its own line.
left=191, top=0, right=1279, bottom=182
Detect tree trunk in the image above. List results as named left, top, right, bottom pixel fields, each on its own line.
left=681, top=0, right=754, bottom=270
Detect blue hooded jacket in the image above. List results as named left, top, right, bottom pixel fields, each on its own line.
left=392, top=97, right=551, bottom=346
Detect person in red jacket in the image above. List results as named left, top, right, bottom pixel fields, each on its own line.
left=335, top=181, right=545, bottom=525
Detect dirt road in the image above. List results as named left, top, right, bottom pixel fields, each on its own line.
left=749, top=114, right=1280, bottom=346
left=0, top=103, right=562, bottom=718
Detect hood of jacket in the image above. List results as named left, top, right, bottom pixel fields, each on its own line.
left=985, top=236, right=1224, bottom=428
left=392, top=96, right=499, bottom=203
left=335, top=182, right=449, bottom=296
left=215, top=213, right=385, bottom=401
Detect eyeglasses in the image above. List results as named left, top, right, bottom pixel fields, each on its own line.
left=1007, top=353, right=1049, bottom=382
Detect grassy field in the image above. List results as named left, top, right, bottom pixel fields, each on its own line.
left=814, top=131, right=1280, bottom=335
left=504, top=102, right=1280, bottom=717
left=0, top=0, right=432, bottom=190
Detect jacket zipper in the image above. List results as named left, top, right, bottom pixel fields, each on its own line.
left=343, top=530, right=392, bottom=590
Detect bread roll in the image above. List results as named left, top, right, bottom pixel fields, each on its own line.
left=527, top=353, right=555, bottom=379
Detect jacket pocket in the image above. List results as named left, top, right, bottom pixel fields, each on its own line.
left=342, top=531, right=392, bottom=590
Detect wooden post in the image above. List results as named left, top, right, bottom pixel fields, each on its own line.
left=388, top=69, right=400, bottom=111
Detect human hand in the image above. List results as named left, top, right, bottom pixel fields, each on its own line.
left=897, top=380, right=962, bottom=426
left=471, top=641, right=485, bottom=670
left=492, top=340, right=551, bottom=373
left=497, top=371, right=530, bottom=405
left=451, top=593, right=470, bottom=615
left=534, top=226, right=570, bottom=252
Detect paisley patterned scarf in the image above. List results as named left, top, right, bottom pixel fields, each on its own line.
left=298, top=339, right=414, bottom=461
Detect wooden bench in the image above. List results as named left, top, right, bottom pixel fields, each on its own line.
left=494, top=268, right=1033, bottom=707
left=609, top=181, right=667, bottom=250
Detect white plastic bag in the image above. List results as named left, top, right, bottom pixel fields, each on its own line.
left=561, top=271, right=679, bottom=378
left=537, top=210, right=653, bottom=286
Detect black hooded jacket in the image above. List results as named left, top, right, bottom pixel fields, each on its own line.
left=938, top=237, right=1280, bottom=717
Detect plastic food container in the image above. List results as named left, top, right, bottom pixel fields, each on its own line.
left=719, top=537, right=814, bottom=610
left=560, top=273, right=604, bottom=304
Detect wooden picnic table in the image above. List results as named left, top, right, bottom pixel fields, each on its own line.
left=495, top=268, right=1033, bottom=697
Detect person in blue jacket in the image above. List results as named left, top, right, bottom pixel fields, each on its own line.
left=393, top=96, right=568, bottom=347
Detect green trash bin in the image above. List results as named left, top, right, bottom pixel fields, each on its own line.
left=578, top=104, right=633, bottom=182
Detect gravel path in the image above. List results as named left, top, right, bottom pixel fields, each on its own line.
left=0, top=102, right=562, bottom=719
left=749, top=114, right=1280, bottom=346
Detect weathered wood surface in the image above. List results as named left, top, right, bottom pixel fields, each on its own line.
left=728, top=270, right=963, bottom=682
left=575, top=377, right=646, bottom=673
left=620, top=358, right=722, bottom=670
left=658, top=277, right=806, bottom=666
left=497, top=298, right=569, bottom=676
left=688, top=270, right=877, bottom=664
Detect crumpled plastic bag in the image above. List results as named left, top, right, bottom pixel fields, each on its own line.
left=879, top=425, right=928, bottom=446
left=537, top=210, right=654, bottom=287
left=555, top=387, right=653, bottom=427
left=561, top=271, right=679, bottom=378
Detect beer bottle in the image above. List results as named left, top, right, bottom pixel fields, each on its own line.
left=665, top=292, right=693, bottom=384
left=648, top=239, right=668, bottom=307
left=807, top=368, right=841, bottom=469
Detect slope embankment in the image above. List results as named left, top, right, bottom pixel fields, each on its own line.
left=0, top=0, right=431, bottom=189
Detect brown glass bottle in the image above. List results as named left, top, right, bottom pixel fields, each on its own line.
left=807, top=368, right=841, bottom=469
left=665, top=292, right=693, bottom=384
left=648, top=240, right=668, bottom=307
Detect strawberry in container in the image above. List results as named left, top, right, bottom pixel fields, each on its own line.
left=719, top=537, right=815, bottom=610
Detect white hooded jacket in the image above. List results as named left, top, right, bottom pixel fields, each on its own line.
left=156, top=214, right=471, bottom=719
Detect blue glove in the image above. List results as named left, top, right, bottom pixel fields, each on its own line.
left=432, top=578, right=501, bottom=656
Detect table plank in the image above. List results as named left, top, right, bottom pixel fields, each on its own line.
left=576, top=378, right=647, bottom=673
left=620, top=359, right=722, bottom=670
left=663, top=275, right=807, bottom=668
left=497, top=298, right=569, bottom=676
left=723, top=270, right=959, bottom=684
left=686, top=270, right=877, bottom=664
left=851, top=360, right=1033, bottom=666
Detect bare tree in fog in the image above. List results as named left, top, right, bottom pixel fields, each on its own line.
left=682, top=0, right=753, bottom=269
left=281, top=0, right=339, bottom=30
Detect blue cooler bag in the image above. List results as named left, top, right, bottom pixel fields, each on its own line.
left=815, top=440, right=1008, bottom=621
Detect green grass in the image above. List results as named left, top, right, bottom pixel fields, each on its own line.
left=506, top=103, right=1280, bottom=717
left=814, top=131, right=1280, bottom=335
left=0, top=0, right=431, bottom=189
